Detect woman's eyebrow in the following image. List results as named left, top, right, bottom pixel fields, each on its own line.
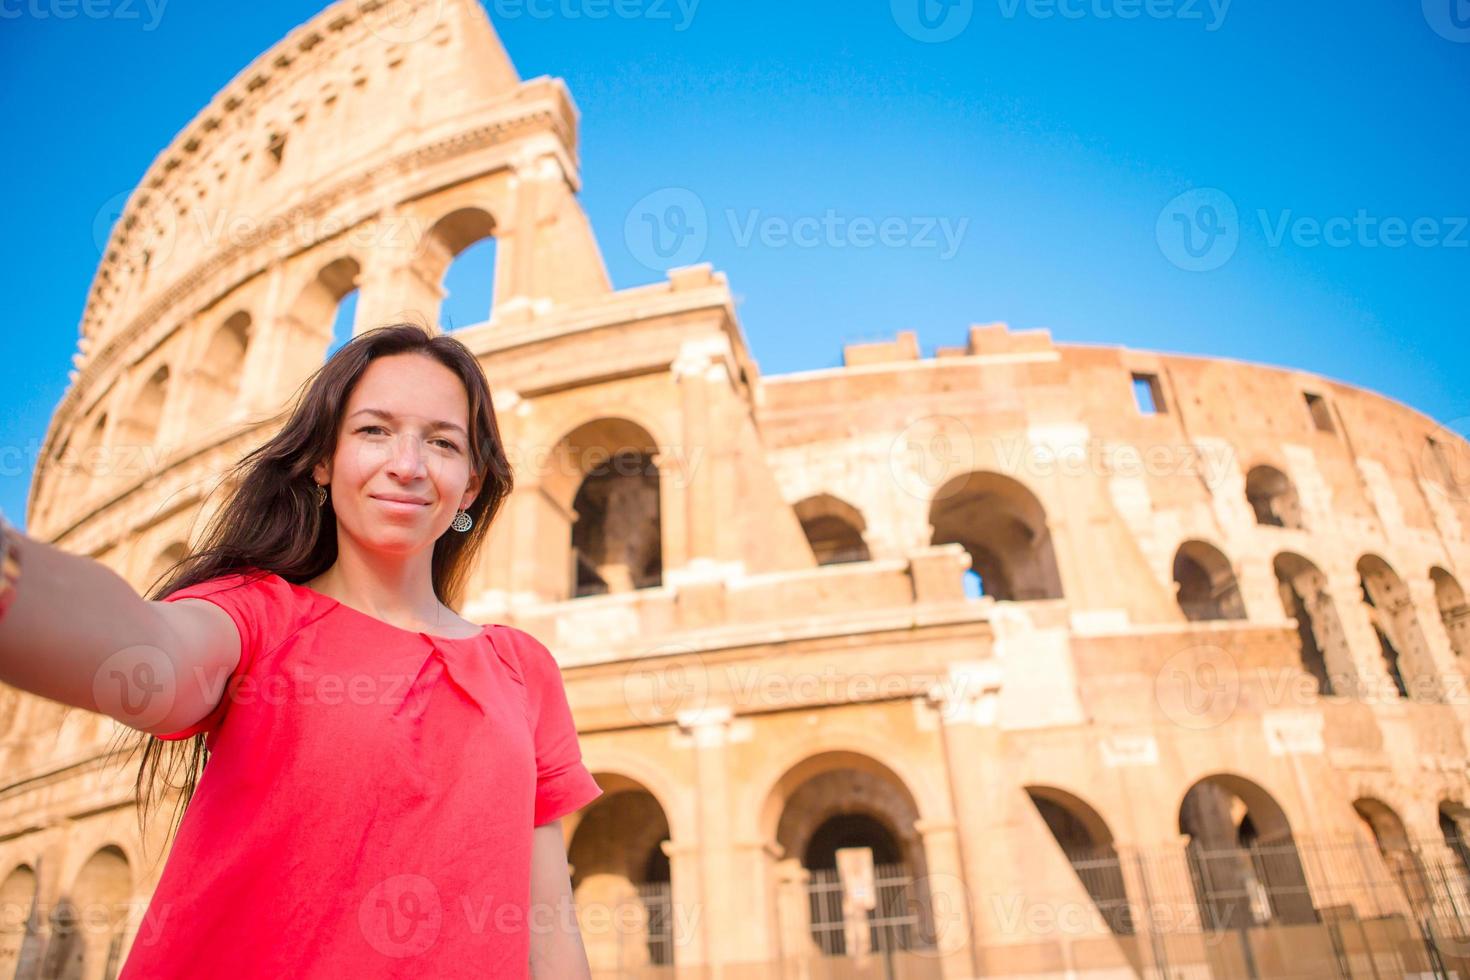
left=349, top=408, right=467, bottom=438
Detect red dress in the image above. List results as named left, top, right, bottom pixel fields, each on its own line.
left=117, top=569, right=603, bottom=979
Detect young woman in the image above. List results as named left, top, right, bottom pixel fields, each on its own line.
left=0, top=324, right=603, bottom=978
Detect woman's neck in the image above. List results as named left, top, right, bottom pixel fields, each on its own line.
left=306, top=550, right=450, bottom=630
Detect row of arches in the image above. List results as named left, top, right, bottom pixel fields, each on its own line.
left=792, top=469, right=1467, bottom=691
left=1030, top=775, right=1470, bottom=948
left=53, top=206, right=502, bottom=519
left=0, top=846, right=131, bottom=980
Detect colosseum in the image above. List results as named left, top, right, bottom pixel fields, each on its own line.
left=4, top=0, right=1470, bottom=977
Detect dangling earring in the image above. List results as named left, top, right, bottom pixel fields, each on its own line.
left=314, top=483, right=327, bottom=507
left=450, top=509, right=473, bottom=532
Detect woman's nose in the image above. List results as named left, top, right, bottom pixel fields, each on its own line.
left=386, top=434, right=427, bottom=477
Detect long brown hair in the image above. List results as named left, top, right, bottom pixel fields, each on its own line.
left=121, top=322, right=514, bottom=861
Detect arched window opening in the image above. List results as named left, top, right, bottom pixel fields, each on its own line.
left=1432, top=567, right=1470, bottom=662
left=195, top=311, right=251, bottom=425
left=794, top=494, right=871, bottom=566
left=0, top=865, right=42, bottom=979
left=1354, top=798, right=1430, bottom=912
left=418, top=207, right=497, bottom=330
left=440, top=237, right=496, bottom=329
left=1173, top=541, right=1246, bottom=622
left=1273, top=553, right=1349, bottom=696
left=571, top=452, right=662, bottom=597
left=1358, top=555, right=1429, bottom=701
left=1178, top=776, right=1316, bottom=930
left=770, top=754, right=940, bottom=964
left=567, top=784, right=674, bottom=972
left=1245, top=464, right=1305, bottom=529
left=930, top=472, right=1063, bottom=601
left=1026, top=787, right=1133, bottom=936
left=327, top=287, right=360, bottom=358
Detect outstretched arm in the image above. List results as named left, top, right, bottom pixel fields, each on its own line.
left=0, top=521, right=240, bottom=736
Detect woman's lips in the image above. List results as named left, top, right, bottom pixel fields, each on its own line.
left=371, top=496, right=430, bottom=515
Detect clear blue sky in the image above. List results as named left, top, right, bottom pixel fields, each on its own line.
left=2, top=0, right=1466, bottom=532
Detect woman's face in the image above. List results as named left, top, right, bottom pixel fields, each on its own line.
left=313, top=352, right=481, bottom=557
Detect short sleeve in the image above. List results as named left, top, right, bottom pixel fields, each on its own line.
left=510, top=629, right=603, bottom=826
left=153, top=569, right=287, bottom=742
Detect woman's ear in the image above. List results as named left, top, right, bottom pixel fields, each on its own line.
left=460, top=472, right=482, bottom=511
left=313, top=460, right=331, bottom=485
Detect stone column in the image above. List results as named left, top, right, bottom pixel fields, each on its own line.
left=912, top=817, right=981, bottom=979
left=924, top=661, right=1001, bottom=977
left=669, top=340, right=728, bottom=577
left=661, top=839, right=708, bottom=973
left=352, top=239, right=444, bottom=334
left=675, top=705, right=731, bottom=973
left=1407, top=579, right=1470, bottom=731
left=1327, top=571, right=1400, bottom=705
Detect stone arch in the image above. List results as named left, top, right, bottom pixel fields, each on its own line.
left=793, top=493, right=871, bottom=565
left=192, top=310, right=252, bottom=424
left=1173, top=540, right=1247, bottom=622
left=929, top=470, right=1063, bottom=601
left=1178, top=773, right=1316, bottom=928
left=63, top=409, right=109, bottom=505
left=416, top=206, right=498, bottom=329
left=1025, top=785, right=1133, bottom=935
left=1358, top=554, right=1433, bottom=701
left=0, top=864, right=42, bottom=979
left=42, top=844, right=131, bottom=980
left=283, top=254, right=362, bottom=362
left=117, top=363, right=170, bottom=452
left=1245, top=463, right=1305, bottom=529
left=1441, top=800, right=1470, bottom=877
left=1354, top=797, right=1431, bottom=910
left=543, top=417, right=663, bottom=600
left=568, top=773, right=677, bottom=973
left=1431, top=566, right=1470, bottom=662
left=1273, top=552, right=1351, bottom=695
left=762, top=750, right=939, bottom=960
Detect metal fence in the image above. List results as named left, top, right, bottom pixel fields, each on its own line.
left=1039, top=835, right=1470, bottom=979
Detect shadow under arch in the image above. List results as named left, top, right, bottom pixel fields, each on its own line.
left=760, top=749, right=945, bottom=961
left=928, top=469, right=1062, bottom=601
left=543, top=416, right=664, bottom=599
left=1178, top=772, right=1317, bottom=929
left=1024, top=785, right=1136, bottom=938
left=568, top=773, right=678, bottom=972
left=793, top=492, right=871, bottom=565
